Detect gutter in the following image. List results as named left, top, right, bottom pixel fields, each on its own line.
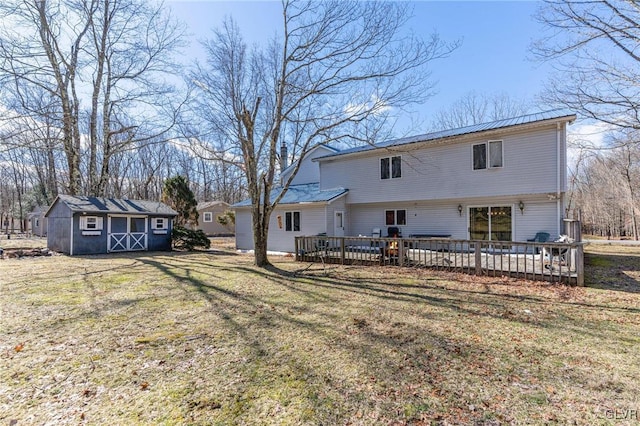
left=314, top=114, right=577, bottom=163
left=556, top=123, right=561, bottom=236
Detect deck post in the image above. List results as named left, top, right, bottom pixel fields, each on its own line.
left=576, top=243, right=584, bottom=286
left=295, top=237, right=299, bottom=261
left=340, top=237, right=345, bottom=265
left=399, top=239, right=404, bottom=267
left=474, top=242, right=482, bottom=276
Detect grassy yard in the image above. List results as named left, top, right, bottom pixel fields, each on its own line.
left=1, top=237, right=639, bottom=425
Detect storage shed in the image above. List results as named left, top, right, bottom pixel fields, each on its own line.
left=45, top=195, right=178, bottom=255
left=28, top=206, right=48, bottom=237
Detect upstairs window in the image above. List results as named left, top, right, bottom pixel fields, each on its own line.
left=285, top=211, right=300, bottom=232
left=203, top=212, right=213, bottom=222
left=473, top=140, right=503, bottom=170
left=381, top=156, right=402, bottom=179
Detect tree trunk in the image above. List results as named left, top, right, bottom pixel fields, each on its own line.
left=251, top=206, right=271, bottom=267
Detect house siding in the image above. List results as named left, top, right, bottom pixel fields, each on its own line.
left=269, top=205, right=326, bottom=252
left=325, top=197, right=347, bottom=236
left=235, top=205, right=328, bottom=252
left=347, top=195, right=560, bottom=242
left=235, top=209, right=254, bottom=251
left=233, top=113, right=573, bottom=252
left=320, top=125, right=566, bottom=204
left=281, top=146, right=336, bottom=186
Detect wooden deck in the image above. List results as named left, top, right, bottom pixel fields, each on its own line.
left=295, top=236, right=584, bottom=285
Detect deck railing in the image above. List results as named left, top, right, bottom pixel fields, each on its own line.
left=295, top=236, right=584, bottom=285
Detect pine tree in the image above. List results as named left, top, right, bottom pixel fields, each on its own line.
left=162, top=176, right=198, bottom=227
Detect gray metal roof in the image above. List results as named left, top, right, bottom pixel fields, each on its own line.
left=233, top=183, right=348, bottom=208
left=317, top=110, right=576, bottom=160
left=47, top=195, right=178, bottom=216
left=197, top=200, right=230, bottom=211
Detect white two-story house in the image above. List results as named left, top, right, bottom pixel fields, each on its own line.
left=234, top=110, right=576, bottom=253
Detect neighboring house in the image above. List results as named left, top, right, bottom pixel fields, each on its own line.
left=195, top=201, right=234, bottom=236
left=234, top=110, right=576, bottom=253
left=46, top=195, right=177, bottom=255
left=28, top=206, right=48, bottom=237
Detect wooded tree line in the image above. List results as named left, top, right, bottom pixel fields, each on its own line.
left=534, top=0, right=640, bottom=240
left=1, top=0, right=640, bottom=258
left=0, top=0, right=244, bottom=232
left=569, top=132, right=640, bottom=239
left=0, top=138, right=245, bottom=232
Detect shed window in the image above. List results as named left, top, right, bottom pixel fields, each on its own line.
left=80, top=216, right=103, bottom=230
left=285, top=211, right=300, bottom=232
left=152, top=218, right=168, bottom=230
left=203, top=212, right=213, bottom=222
left=381, top=156, right=402, bottom=179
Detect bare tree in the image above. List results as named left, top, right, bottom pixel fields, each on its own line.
left=189, top=0, right=457, bottom=266
left=571, top=133, right=640, bottom=239
left=533, top=1, right=640, bottom=130
left=0, top=0, right=186, bottom=196
left=430, top=91, right=530, bottom=131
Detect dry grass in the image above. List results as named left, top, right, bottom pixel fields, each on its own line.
left=1, top=240, right=639, bottom=425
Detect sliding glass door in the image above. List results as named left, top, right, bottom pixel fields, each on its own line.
left=469, top=206, right=512, bottom=241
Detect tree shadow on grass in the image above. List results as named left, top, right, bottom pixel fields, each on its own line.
left=133, top=255, right=640, bottom=424
left=584, top=252, right=640, bottom=293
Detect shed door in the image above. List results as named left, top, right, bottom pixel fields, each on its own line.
left=108, top=216, right=148, bottom=252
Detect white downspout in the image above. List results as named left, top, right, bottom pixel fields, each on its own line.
left=556, top=122, right=562, bottom=236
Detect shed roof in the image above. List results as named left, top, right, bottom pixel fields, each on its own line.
left=197, top=200, right=230, bottom=211
left=233, top=183, right=348, bottom=208
left=45, top=195, right=178, bottom=217
left=315, top=110, right=576, bottom=161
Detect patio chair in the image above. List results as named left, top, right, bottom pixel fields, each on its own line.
left=527, top=232, right=550, bottom=254
left=387, top=226, right=401, bottom=238
left=542, top=235, right=573, bottom=271
left=527, top=232, right=550, bottom=243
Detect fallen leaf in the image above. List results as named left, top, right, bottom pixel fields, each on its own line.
left=14, top=343, right=24, bottom=352
left=140, top=381, right=149, bottom=390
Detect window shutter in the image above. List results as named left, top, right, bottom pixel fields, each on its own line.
left=79, top=216, right=87, bottom=230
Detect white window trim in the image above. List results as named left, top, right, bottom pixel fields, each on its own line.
left=472, top=140, right=503, bottom=170
left=488, top=140, right=504, bottom=168
left=284, top=211, right=301, bottom=232
left=467, top=205, right=514, bottom=241
left=380, top=155, right=402, bottom=180
left=151, top=217, right=168, bottom=230
left=203, top=212, right=213, bottom=222
left=79, top=216, right=104, bottom=231
left=385, top=209, right=407, bottom=226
